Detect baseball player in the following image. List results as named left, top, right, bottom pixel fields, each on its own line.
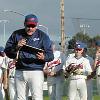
left=44, top=42, right=65, bottom=100
left=67, top=47, right=94, bottom=100
left=0, top=46, right=8, bottom=100
left=83, top=48, right=94, bottom=100
left=76, top=44, right=94, bottom=100
left=94, top=40, right=100, bottom=95
left=7, top=58, right=16, bottom=100
left=63, top=42, right=92, bottom=100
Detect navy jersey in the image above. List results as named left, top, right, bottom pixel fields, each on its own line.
left=4, top=28, right=54, bottom=70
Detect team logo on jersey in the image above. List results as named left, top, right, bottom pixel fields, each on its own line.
left=33, top=38, right=39, bottom=41
left=8, top=61, right=16, bottom=69
left=47, top=59, right=61, bottom=68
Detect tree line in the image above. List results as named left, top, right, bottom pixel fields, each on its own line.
left=68, top=32, right=100, bottom=49
left=67, top=32, right=100, bottom=58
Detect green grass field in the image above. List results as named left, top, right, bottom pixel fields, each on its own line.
left=44, top=95, right=100, bottom=100
left=43, top=79, right=100, bottom=100
left=93, top=95, right=100, bottom=100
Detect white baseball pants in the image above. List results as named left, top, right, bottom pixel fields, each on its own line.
left=15, top=70, right=44, bottom=100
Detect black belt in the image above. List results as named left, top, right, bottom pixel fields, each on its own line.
left=9, top=76, right=14, bottom=78
left=73, top=72, right=83, bottom=75
left=97, top=75, right=100, bottom=77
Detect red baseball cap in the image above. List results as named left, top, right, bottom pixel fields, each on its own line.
left=24, top=14, right=38, bottom=26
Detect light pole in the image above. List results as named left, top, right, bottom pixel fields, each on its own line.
left=60, top=0, right=65, bottom=53
left=80, top=24, right=90, bottom=34
left=38, top=24, right=49, bottom=34
left=0, top=20, right=9, bottom=43
left=3, top=10, right=25, bottom=17
left=1, top=10, right=24, bottom=44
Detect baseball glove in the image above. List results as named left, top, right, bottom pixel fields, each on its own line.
left=87, top=60, right=100, bottom=80
left=64, top=63, right=83, bottom=78
left=64, top=63, right=76, bottom=78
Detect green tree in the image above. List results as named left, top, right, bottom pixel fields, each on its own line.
left=68, top=32, right=91, bottom=49
left=73, top=32, right=91, bottom=43
left=67, top=33, right=100, bottom=58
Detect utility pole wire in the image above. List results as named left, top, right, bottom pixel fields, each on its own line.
left=70, top=17, right=100, bottom=21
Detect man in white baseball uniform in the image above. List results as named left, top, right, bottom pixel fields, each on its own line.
left=7, top=58, right=16, bottom=100
left=94, top=40, right=100, bottom=95
left=67, top=43, right=94, bottom=100
left=0, top=46, right=8, bottom=100
left=63, top=42, right=92, bottom=100
left=83, top=48, right=94, bottom=100
left=44, top=42, right=65, bottom=100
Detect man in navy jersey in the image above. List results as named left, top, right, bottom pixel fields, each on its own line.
left=4, top=14, right=54, bottom=100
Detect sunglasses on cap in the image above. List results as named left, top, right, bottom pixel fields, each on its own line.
left=26, top=24, right=36, bottom=28
left=75, top=48, right=83, bottom=51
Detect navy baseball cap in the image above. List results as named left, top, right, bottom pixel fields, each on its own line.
left=95, top=40, right=100, bottom=46
left=75, top=41, right=87, bottom=49
left=0, top=46, right=4, bottom=52
left=24, top=14, right=38, bottom=26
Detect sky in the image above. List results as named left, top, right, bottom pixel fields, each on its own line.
left=0, top=0, right=100, bottom=46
